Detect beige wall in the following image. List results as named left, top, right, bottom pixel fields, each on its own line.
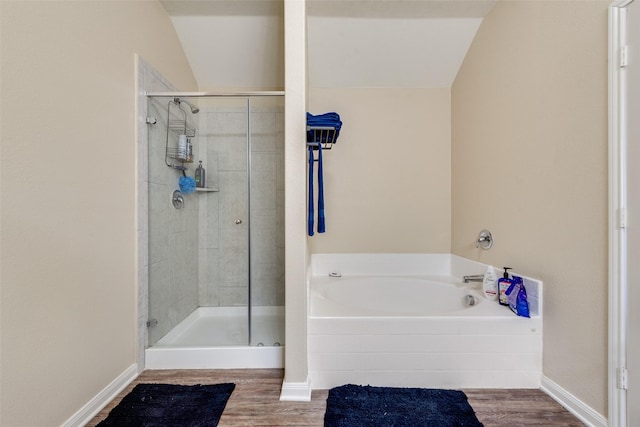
left=308, top=88, right=451, bottom=254
left=452, top=0, right=609, bottom=415
left=0, top=1, right=196, bottom=425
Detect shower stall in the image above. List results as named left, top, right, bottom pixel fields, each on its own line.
left=143, top=92, right=285, bottom=369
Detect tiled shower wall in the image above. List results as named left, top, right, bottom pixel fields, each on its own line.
left=197, top=99, right=285, bottom=308
left=137, top=57, right=200, bottom=351
left=249, top=102, right=285, bottom=308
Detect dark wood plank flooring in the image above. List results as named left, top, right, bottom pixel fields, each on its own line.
left=87, top=369, right=585, bottom=426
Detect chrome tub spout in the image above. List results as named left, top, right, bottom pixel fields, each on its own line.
left=463, top=274, right=484, bottom=283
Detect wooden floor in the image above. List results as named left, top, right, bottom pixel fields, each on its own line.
left=88, top=369, right=585, bottom=426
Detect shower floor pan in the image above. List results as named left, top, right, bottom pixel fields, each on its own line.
left=145, top=306, right=284, bottom=370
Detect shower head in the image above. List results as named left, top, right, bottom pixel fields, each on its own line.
left=183, top=100, right=199, bottom=114
left=173, top=97, right=199, bottom=114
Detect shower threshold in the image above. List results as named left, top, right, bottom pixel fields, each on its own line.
left=145, top=306, right=284, bottom=370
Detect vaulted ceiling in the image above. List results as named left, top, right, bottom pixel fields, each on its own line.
left=160, top=0, right=496, bottom=90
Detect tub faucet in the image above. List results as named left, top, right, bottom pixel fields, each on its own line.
left=463, top=274, right=484, bottom=283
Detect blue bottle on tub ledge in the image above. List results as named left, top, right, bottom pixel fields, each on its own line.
left=498, top=267, right=513, bottom=306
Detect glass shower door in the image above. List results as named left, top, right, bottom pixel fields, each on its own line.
left=202, top=97, right=250, bottom=345
left=146, top=95, right=284, bottom=350
left=146, top=95, right=209, bottom=347
left=248, top=96, right=285, bottom=347
left=146, top=96, right=251, bottom=348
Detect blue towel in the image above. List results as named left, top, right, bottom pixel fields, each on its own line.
left=307, top=112, right=342, bottom=128
left=317, top=143, right=325, bottom=233
left=307, top=112, right=342, bottom=143
left=308, top=144, right=326, bottom=236
left=308, top=145, right=314, bottom=236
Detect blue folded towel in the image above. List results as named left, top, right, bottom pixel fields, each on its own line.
left=307, top=112, right=342, bottom=143
left=307, top=112, right=342, bottom=128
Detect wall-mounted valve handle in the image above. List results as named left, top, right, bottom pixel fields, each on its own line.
left=476, top=229, right=493, bottom=250
left=171, top=190, right=184, bottom=209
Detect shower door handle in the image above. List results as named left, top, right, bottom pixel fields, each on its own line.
left=235, top=219, right=242, bottom=225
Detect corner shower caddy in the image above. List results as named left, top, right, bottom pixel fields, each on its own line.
left=165, top=98, right=196, bottom=170
left=163, top=97, right=218, bottom=192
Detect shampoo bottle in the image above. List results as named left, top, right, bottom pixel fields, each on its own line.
left=498, top=267, right=513, bottom=306
left=186, top=138, right=193, bottom=162
left=482, top=266, right=498, bottom=300
left=195, top=160, right=206, bottom=188
left=178, top=134, right=188, bottom=160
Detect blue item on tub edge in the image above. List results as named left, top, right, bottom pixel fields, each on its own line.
left=506, top=276, right=530, bottom=318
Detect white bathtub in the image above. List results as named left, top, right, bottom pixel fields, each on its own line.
left=308, top=254, right=543, bottom=389
left=312, top=275, right=486, bottom=317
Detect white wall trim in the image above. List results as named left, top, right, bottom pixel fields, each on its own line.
left=608, top=2, right=630, bottom=426
left=541, top=376, right=607, bottom=427
left=279, top=377, right=312, bottom=402
left=61, top=364, right=138, bottom=427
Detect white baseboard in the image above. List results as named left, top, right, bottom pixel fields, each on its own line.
left=540, top=375, right=607, bottom=427
left=62, top=364, right=138, bottom=427
left=279, top=377, right=312, bottom=402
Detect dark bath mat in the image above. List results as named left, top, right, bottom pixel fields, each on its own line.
left=98, top=382, right=235, bottom=427
left=324, top=384, right=483, bottom=427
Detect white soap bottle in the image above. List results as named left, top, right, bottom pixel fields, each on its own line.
left=482, top=266, right=498, bottom=300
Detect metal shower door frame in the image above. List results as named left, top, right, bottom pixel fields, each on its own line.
left=147, top=91, right=284, bottom=347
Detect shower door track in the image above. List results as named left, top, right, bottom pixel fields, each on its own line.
left=146, top=91, right=285, bottom=97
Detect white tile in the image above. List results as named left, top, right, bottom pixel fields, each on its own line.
left=149, top=230, right=168, bottom=265
left=219, top=150, right=248, bottom=172
left=250, top=112, right=275, bottom=133
left=137, top=181, right=149, bottom=233
left=198, top=197, right=209, bottom=250
left=251, top=228, right=278, bottom=265
left=251, top=171, right=276, bottom=211
left=205, top=198, right=220, bottom=249
left=251, top=152, right=278, bottom=173
left=276, top=155, right=285, bottom=191
left=219, top=286, right=249, bottom=306
left=251, top=133, right=276, bottom=152
left=138, top=229, right=149, bottom=268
